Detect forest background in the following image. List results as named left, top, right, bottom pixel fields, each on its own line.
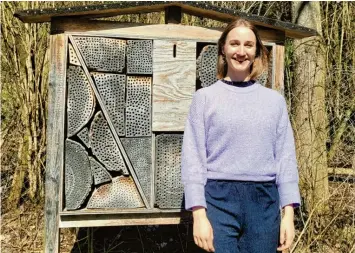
left=1, top=1, right=354, bottom=253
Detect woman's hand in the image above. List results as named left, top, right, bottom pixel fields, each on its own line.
left=277, top=205, right=295, bottom=252
left=192, top=207, right=215, bottom=252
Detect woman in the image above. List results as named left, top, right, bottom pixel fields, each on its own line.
left=181, top=18, right=300, bottom=253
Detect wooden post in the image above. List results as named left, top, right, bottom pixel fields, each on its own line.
left=45, top=34, right=67, bottom=253
left=273, top=45, right=285, bottom=94
left=165, top=6, right=182, bottom=24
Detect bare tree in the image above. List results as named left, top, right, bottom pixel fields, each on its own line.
left=1, top=2, right=50, bottom=208
left=292, top=2, right=329, bottom=212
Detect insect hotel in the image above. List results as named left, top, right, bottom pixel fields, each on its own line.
left=15, top=2, right=316, bottom=252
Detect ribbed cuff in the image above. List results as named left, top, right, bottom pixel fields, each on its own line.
left=277, top=181, right=301, bottom=208
left=184, top=183, right=206, bottom=211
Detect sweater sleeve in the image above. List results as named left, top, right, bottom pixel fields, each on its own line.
left=181, top=90, right=208, bottom=210
left=275, top=97, right=301, bottom=208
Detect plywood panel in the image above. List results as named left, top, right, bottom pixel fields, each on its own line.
left=153, top=40, right=196, bottom=131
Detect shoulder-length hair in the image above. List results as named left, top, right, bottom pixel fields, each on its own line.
left=216, top=19, right=268, bottom=80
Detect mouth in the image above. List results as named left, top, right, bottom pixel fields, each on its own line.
left=233, top=58, right=248, bottom=64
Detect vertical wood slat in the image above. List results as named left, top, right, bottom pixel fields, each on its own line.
left=45, top=34, right=68, bottom=253
left=152, top=40, right=196, bottom=131
left=273, top=45, right=285, bottom=94
left=151, top=133, right=156, bottom=208
left=68, top=35, right=150, bottom=208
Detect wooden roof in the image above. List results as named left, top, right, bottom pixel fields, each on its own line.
left=14, top=1, right=317, bottom=39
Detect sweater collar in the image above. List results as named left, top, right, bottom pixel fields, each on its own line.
left=221, top=79, right=256, bottom=88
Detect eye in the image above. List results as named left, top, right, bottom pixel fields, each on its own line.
left=230, top=40, right=239, bottom=46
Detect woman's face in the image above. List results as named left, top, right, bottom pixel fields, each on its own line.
left=223, top=26, right=257, bottom=75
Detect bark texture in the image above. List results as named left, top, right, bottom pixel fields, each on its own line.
left=292, top=2, right=329, bottom=211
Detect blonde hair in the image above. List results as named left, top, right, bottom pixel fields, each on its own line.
left=216, top=19, right=268, bottom=80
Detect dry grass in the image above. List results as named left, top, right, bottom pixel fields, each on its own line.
left=1, top=181, right=354, bottom=253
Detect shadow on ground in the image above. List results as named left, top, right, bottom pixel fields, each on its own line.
left=68, top=224, right=206, bottom=253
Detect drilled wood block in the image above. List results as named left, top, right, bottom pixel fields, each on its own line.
left=153, top=40, right=196, bottom=131
left=87, top=176, right=144, bottom=209
left=126, top=76, right=151, bottom=137
left=121, top=137, right=152, bottom=204
left=155, top=134, right=184, bottom=208
left=65, top=139, right=93, bottom=210
left=74, top=36, right=126, bottom=72
left=92, top=73, right=126, bottom=136
left=89, top=157, right=112, bottom=186
left=67, top=66, right=96, bottom=137
left=90, top=111, right=128, bottom=175
left=127, top=40, right=153, bottom=74
left=77, top=127, right=90, bottom=148
left=197, top=45, right=218, bottom=88
left=257, top=46, right=273, bottom=87
left=68, top=43, right=81, bottom=66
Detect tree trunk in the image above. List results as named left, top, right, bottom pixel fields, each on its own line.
left=6, top=138, right=26, bottom=209
left=292, top=2, right=329, bottom=212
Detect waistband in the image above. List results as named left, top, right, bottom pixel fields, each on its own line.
left=206, top=179, right=276, bottom=184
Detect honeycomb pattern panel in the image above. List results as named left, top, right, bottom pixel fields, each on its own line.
left=74, top=36, right=126, bottom=72
left=197, top=45, right=218, bottom=88
left=90, top=111, right=128, bottom=175
left=77, top=127, right=90, bottom=148
left=92, top=73, right=126, bottom=136
left=89, top=157, right=112, bottom=186
left=155, top=134, right=184, bottom=208
left=257, top=46, right=273, bottom=87
left=87, top=176, right=144, bottom=209
left=65, top=139, right=93, bottom=210
left=121, top=137, right=152, bottom=204
left=127, top=40, right=153, bottom=74
left=257, top=70, right=268, bottom=86
left=126, top=76, right=152, bottom=137
left=67, top=66, right=96, bottom=137
left=68, top=43, right=80, bottom=66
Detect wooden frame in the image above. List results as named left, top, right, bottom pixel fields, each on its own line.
left=41, top=12, right=289, bottom=252
left=45, top=33, right=67, bottom=253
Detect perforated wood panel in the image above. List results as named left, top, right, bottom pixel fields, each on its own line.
left=66, top=66, right=95, bottom=137
left=257, top=70, right=268, bottom=86
left=155, top=134, right=184, bottom=208
left=77, top=127, right=90, bottom=148
left=121, top=137, right=152, bottom=204
left=197, top=45, right=218, bottom=88
left=87, top=176, right=144, bottom=209
left=74, top=36, right=126, bottom=72
left=68, top=43, right=80, bottom=66
left=89, top=157, right=112, bottom=185
left=127, top=40, right=153, bottom=74
left=126, top=76, right=152, bottom=137
left=90, top=112, right=128, bottom=175
left=92, top=73, right=126, bottom=136
left=65, top=139, right=93, bottom=210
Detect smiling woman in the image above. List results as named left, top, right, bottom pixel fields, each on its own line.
left=181, top=18, right=300, bottom=253
left=216, top=19, right=268, bottom=82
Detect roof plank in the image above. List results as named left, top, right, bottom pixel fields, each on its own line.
left=14, top=1, right=317, bottom=39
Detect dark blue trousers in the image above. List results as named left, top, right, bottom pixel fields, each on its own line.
left=205, top=179, right=280, bottom=253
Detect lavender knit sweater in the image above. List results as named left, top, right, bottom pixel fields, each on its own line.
left=181, top=80, right=301, bottom=210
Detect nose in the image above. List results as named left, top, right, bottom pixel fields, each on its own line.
left=237, top=45, right=246, bottom=56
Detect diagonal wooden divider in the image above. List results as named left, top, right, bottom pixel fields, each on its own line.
left=69, top=35, right=150, bottom=208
